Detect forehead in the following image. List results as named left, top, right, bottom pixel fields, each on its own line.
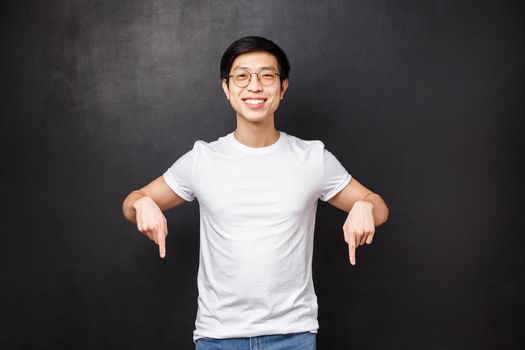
left=230, top=51, right=278, bottom=71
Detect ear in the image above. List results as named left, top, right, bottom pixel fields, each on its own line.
left=221, top=79, right=230, bottom=100
left=280, top=79, right=289, bottom=100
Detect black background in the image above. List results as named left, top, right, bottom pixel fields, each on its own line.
left=1, top=1, right=524, bottom=349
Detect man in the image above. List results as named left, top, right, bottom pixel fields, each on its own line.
left=122, top=36, right=389, bottom=350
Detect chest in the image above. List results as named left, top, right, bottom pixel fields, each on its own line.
left=193, top=153, right=321, bottom=219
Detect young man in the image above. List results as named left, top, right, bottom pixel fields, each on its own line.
left=122, top=36, right=389, bottom=349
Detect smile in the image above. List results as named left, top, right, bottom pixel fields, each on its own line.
left=242, top=98, right=267, bottom=108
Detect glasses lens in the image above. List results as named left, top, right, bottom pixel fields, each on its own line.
left=232, top=70, right=250, bottom=87
left=259, top=70, right=278, bottom=86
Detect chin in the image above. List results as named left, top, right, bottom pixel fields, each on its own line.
left=239, top=111, right=268, bottom=122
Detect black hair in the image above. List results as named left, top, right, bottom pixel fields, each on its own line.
left=220, top=36, right=290, bottom=85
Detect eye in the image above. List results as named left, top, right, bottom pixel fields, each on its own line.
left=234, top=71, right=249, bottom=80
left=260, top=71, right=275, bottom=78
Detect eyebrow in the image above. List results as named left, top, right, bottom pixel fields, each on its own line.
left=232, top=65, right=278, bottom=71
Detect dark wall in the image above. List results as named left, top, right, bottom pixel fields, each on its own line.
left=2, top=1, right=524, bottom=349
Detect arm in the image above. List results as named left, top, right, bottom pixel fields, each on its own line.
left=328, top=178, right=389, bottom=265
left=122, top=175, right=187, bottom=258
left=328, top=178, right=389, bottom=225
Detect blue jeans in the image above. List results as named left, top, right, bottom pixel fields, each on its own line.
left=195, top=331, right=316, bottom=350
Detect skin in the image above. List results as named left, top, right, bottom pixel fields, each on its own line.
left=122, top=51, right=389, bottom=265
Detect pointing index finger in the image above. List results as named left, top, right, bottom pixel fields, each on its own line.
left=158, top=230, right=166, bottom=258
left=348, top=234, right=356, bottom=266
left=349, top=245, right=356, bottom=266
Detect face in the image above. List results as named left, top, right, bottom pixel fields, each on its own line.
left=222, top=51, right=289, bottom=123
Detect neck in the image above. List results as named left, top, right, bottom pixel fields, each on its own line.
left=233, top=113, right=280, bottom=148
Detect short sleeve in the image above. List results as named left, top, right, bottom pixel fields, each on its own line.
left=319, top=148, right=352, bottom=202
left=163, top=148, right=196, bottom=202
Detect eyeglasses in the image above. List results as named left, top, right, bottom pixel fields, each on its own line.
left=228, top=69, right=280, bottom=88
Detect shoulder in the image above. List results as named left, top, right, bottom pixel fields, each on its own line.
left=188, top=133, right=231, bottom=155
left=284, top=132, right=326, bottom=152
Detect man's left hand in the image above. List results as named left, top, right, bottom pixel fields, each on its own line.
left=342, top=200, right=375, bottom=266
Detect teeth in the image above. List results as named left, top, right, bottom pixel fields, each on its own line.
left=245, top=99, right=264, bottom=105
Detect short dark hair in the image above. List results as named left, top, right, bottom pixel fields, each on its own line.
left=220, top=36, right=290, bottom=85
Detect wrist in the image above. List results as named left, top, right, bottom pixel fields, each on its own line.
left=132, top=193, right=151, bottom=211
left=354, top=200, right=374, bottom=210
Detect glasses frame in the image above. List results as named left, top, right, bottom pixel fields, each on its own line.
left=228, top=69, right=281, bottom=88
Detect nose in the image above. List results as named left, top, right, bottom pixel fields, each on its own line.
left=246, top=73, right=263, bottom=92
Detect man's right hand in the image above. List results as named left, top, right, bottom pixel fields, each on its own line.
left=133, top=196, right=168, bottom=258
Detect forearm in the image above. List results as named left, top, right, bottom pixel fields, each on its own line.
left=356, top=193, right=389, bottom=227
left=122, top=190, right=148, bottom=224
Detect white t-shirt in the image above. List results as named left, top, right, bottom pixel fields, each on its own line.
left=163, top=130, right=351, bottom=342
